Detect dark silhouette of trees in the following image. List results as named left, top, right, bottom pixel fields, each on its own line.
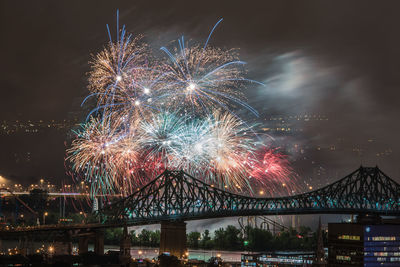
left=224, top=225, right=242, bottom=250
left=200, top=229, right=213, bottom=249
left=138, top=229, right=151, bottom=246
left=149, top=230, right=161, bottom=247
left=104, top=227, right=123, bottom=245
left=187, top=231, right=201, bottom=249
left=104, top=225, right=321, bottom=251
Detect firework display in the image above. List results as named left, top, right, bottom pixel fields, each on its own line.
left=68, top=16, right=297, bottom=197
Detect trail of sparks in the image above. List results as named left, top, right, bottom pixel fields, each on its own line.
left=67, top=15, right=298, bottom=198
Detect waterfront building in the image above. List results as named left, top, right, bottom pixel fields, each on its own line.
left=328, top=219, right=400, bottom=266
left=241, top=251, right=314, bottom=266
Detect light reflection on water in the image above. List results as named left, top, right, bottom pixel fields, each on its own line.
left=2, top=241, right=243, bottom=262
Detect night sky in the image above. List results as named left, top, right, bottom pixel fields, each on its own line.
left=1, top=0, right=399, bottom=194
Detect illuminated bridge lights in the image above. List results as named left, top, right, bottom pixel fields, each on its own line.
left=100, top=167, right=400, bottom=224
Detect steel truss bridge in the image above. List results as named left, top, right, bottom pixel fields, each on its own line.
left=1, top=166, right=399, bottom=259
left=100, top=166, right=400, bottom=225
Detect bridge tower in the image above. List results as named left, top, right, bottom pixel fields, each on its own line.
left=94, top=229, right=104, bottom=255
left=92, top=197, right=99, bottom=213
left=160, top=221, right=187, bottom=258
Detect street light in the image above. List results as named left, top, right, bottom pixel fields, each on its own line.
left=43, top=212, right=48, bottom=225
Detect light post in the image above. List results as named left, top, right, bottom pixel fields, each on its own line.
left=79, top=211, right=85, bottom=223
left=43, top=212, right=48, bottom=225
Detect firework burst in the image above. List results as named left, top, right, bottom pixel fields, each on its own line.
left=87, top=33, right=147, bottom=104
left=67, top=117, right=122, bottom=196
left=68, top=16, right=297, bottom=197
left=160, top=44, right=254, bottom=114
left=250, top=148, right=298, bottom=196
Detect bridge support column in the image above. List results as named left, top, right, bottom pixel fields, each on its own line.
left=94, top=229, right=104, bottom=255
left=26, top=234, right=34, bottom=255
left=120, top=226, right=131, bottom=257
left=19, top=236, right=27, bottom=256
left=160, top=221, right=187, bottom=258
left=78, top=235, right=89, bottom=255
left=119, top=226, right=131, bottom=265
left=53, top=231, right=72, bottom=255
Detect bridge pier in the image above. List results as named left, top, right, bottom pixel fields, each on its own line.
left=78, top=229, right=104, bottom=255
left=119, top=226, right=131, bottom=265
left=94, top=229, right=104, bottom=255
left=18, top=236, right=27, bottom=256
left=53, top=231, right=72, bottom=255
left=160, top=221, right=187, bottom=258
left=78, top=234, right=89, bottom=255
left=21, top=234, right=34, bottom=255
left=120, top=226, right=131, bottom=257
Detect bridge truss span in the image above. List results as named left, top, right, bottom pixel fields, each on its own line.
left=100, top=166, right=400, bottom=224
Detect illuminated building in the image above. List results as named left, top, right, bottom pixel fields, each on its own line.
left=328, top=220, right=400, bottom=266
left=241, top=251, right=314, bottom=266
left=0, top=119, right=79, bottom=135
left=259, top=114, right=329, bottom=134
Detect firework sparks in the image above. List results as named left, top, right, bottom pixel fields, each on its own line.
left=67, top=16, right=297, bottom=197
left=250, top=148, right=299, bottom=196
left=87, top=33, right=147, bottom=106
left=160, top=44, right=257, bottom=115
left=67, top=117, right=122, bottom=196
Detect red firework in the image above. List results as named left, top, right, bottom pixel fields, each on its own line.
left=250, top=148, right=299, bottom=196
